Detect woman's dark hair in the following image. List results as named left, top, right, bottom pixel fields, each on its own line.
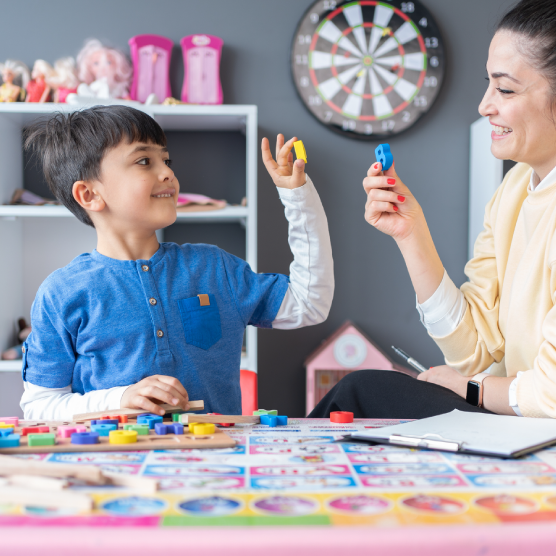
left=497, top=0, right=556, bottom=96
left=24, top=105, right=167, bottom=227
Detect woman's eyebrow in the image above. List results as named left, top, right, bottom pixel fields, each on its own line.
left=490, top=71, right=521, bottom=84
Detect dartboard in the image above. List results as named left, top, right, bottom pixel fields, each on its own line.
left=291, top=0, right=445, bottom=139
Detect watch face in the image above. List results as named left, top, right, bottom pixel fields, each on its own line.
left=466, top=381, right=480, bottom=407
left=291, top=0, right=445, bottom=139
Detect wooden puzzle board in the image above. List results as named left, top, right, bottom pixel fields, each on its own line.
left=0, top=421, right=236, bottom=454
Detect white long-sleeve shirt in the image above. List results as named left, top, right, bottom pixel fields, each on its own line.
left=417, top=164, right=556, bottom=416
left=21, top=176, right=334, bottom=420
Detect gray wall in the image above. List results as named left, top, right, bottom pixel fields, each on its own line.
left=2, top=0, right=513, bottom=417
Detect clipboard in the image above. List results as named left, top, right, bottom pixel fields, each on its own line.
left=348, top=410, right=556, bottom=459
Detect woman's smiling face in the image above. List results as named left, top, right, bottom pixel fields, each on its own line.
left=479, top=31, right=556, bottom=180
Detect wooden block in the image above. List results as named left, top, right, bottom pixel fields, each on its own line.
left=0, top=454, right=106, bottom=484
left=0, top=486, right=93, bottom=511
left=180, top=414, right=259, bottom=425
left=102, top=471, right=159, bottom=494
left=72, top=400, right=204, bottom=422
left=8, top=475, right=69, bottom=491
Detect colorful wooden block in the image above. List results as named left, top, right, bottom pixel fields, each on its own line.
left=207, top=413, right=235, bottom=427
left=293, top=140, right=307, bottom=163
left=191, top=423, right=215, bottom=435
left=137, top=414, right=163, bottom=429
left=91, top=423, right=118, bottom=436
left=0, top=434, right=20, bottom=448
left=71, top=432, right=100, bottom=445
left=172, top=413, right=184, bottom=422
left=375, top=143, right=393, bottom=171
left=57, top=425, right=87, bottom=438
left=330, top=411, right=354, bottom=423
left=0, top=423, right=14, bottom=429
left=260, top=415, right=278, bottom=427
left=179, top=413, right=199, bottom=425
left=91, top=419, right=119, bottom=426
left=109, top=430, right=138, bottom=445
left=154, top=423, right=183, bottom=435
left=28, top=433, right=56, bottom=447
left=0, top=417, right=19, bottom=426
left=102, top=414, right=128, bottom=424
left=124, top=424, right=149, bottom=435
left=21, top=426, right=49, bottom=436
left=0, top=428, right=14, bottom=437
left=253, top=409, right=278, bottom=416
left=276, top=416, right=288, bottom=426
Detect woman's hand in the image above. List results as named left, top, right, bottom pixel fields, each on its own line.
left=417, top=365, right=468, bottom=398
left=363, top=161, right=424, bottom=242
left=261, top=134, right=306, bottom=190
left=120, top=375, right=190, bottom=416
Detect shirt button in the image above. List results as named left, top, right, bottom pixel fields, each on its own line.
left=149, top=298, right=157, bottom=306
left=156, top=330, right=164, bottom=338
left=142, top=265, right=149, bottom=272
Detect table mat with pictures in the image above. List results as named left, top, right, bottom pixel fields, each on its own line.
left=2, top=418, right=556, bottom=527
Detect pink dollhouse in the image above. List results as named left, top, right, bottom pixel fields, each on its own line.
left=305, top=321, right=415, bottom=414
left=128, top=34, right=173, bottom=103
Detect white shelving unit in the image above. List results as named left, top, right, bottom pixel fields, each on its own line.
left=0, top=102, right=258, bottom=373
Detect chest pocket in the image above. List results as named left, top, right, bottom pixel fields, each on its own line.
left=178, top=294, right=222, bottom=350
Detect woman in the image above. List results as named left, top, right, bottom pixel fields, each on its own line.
left=310, top=0, right=556, bottom=420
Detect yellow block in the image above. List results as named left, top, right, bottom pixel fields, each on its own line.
left=191, top=423, right=216, bottom=435
left=109, top=430, right=138, bottom=444
left=188, top=422, right=200, bottom=433
left=293, top=140, right=307, bottom=163
left=0, top=423, right=14, bottom=429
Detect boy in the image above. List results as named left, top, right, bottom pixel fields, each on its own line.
left=20, top=105, right=333, bottom=420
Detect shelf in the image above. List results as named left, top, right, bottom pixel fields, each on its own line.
left=0, top=205, right=249, bottom=223
left=0, top=102, right=256, bottom=132
left=0, top=361, right=20, bottom=372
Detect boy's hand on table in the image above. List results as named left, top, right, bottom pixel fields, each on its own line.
left=417, top=365, right=468, bottom=398
left=120, top=375, right=190, bottom=416
left=262, top=134, right=306, bottom=190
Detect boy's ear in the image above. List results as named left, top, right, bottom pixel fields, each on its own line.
left=72, top=180, right=105, bottom=214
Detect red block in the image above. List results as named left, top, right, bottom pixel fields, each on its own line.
left=330, top=411, right=354, bottom=423
left=21, top=426, right=50, bottom=436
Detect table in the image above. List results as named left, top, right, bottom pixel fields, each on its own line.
left=2, top=417, right=556, bottom=555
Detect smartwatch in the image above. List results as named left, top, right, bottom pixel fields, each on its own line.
left=466, top=372, right=489, bottom=407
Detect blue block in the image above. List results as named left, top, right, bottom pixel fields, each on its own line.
left=91, top=423, right=117, bottom=436
left=260, top=415, right=278, bottom=427
left=276, top=416, right=288, bottom=426
left=375, top=143, right=393, bottom=171
left=154, top=423, right=168, bottom=435
left=0, top=428, right=14, bottom=437
left=91, top=419, right=119, bottom=426
left=169, top=423, right=184, bottom=435
left=137, top=414, right=164, bottom=429
left=71, top=432, right=100, bottom=445
left=0, top=434, right=20, bottom=447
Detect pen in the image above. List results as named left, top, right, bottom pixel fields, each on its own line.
left=391, top=346, right=428, bottom=374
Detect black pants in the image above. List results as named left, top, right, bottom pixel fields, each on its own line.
left=308, top=369, right=493, bottom=419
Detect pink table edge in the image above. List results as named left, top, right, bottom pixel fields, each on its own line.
left=2, top=522, right=556, bottom=556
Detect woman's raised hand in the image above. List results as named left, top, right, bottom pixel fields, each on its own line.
left=363, top=161, right=423, bottom=242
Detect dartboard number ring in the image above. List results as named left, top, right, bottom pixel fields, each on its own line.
left=291, top=0, right=445, bottom=139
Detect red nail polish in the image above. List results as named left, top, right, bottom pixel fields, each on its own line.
left=398, top=195, right=405, bottom=202
left=374, top=163, right=379, bottom=169
left=387, top=178, right=396, bottom=185
left=393, top=205, right=398, bottom=211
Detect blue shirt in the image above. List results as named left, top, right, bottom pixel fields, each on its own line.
left=23, top=242, right=289, bottom=414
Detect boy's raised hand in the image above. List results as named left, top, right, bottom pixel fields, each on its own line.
left=120, top=375, right=190, bottom=416
left=262, top=134, right=306, bottom=190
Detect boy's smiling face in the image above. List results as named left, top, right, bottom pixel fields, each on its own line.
left=78, top=139, right=179, bottom=233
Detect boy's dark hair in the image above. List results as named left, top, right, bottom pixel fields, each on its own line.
left=24, top=105, right=167, bottom=227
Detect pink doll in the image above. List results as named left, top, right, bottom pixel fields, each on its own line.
left=46, top=57, right=79, bottom=103
left=26, top=59, right=54, bottom=103
left=0, top=60, right=30, bottom=102
left=73, top=38, right=133, bottom=99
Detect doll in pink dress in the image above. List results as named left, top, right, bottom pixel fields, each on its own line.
left=68, top=39, right=133, bottom=101
left=26, top=60, right=54, bottom=103
left=46, top=57, right=78, bottom=103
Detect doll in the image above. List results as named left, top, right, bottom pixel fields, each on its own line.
left=26, top=59, right=54, bottom=103
left=46, top=57, right=78, bottom=103
left=0, top=318, right=31, bottom=360
left=0, top=60, right=30, bottom=102
left=73, top=38, right=133, bottom=99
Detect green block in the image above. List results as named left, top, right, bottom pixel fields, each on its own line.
left=162, top=515, right=330, bottom=527
left=28, top=433, right=56, bottom=447
left=172, top=413, right=183, bottom=422
left=123, top=424, right=149, bottom=435
left=253, top=409, right=278, bottom=416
